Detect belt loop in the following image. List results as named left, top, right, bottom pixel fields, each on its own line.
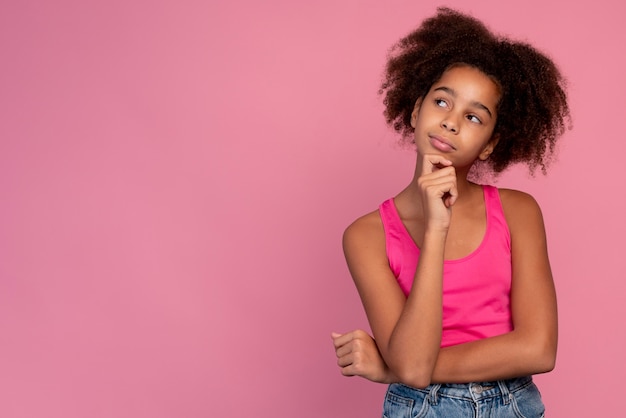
left=428, top=384, right=442, bottom=405
left=497, top=380, right=511, bottom=405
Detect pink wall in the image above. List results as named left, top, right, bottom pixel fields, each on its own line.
left=1, top=0, right=624, bottom=417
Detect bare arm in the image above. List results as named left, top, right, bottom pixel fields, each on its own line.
left=342, top=155, right=457, bottom=388
left=334, top=189, right=557, bottom=385
left=431, top=189, right=557, bottom=382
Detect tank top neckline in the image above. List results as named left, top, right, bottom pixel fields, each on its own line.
left=386, top=185, right=493, bottom=264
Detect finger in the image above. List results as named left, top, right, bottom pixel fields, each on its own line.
left=335, top=341, right=355, bottom=358
left=420, top=177, right=457, bottom=199
left=419, top=165, right=455, bottom=181
left=421, top=154, right=452, bottom=176
left=445, top=182, right=459, bottom=207
left=419, top=174, right=456, bottom=190
left=340, top=364, right=359, bottom=377
left=418, top=171, right=456, bottom=194
left=331, top=329, right=363, bottom=349
left=419, top=165, right=456, bottom=183
left=337, top=352, right=354, bottom=368
left=331, top=331, right=349, bottom=349
left=340, top=358, right=367, bottom=378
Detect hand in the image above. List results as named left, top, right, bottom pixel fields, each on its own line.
left=417, top=154, right=458, bottom=231
left=331, top=330, right=392, bottom=384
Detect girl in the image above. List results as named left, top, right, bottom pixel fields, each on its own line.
left=332, top=8, right=570, bottom=417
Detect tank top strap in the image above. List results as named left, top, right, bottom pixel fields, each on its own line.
left=482, top=184, right=511, bottom=251
left=379, top=198, right=417, bottom=291
left=380, top=187, right=503, bottom=235
left=379, top=198, right=401, bottom=236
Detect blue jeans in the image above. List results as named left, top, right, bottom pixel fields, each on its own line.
left=382, top=376, right=545, bottom=418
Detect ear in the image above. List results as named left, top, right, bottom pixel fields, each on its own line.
left=478, top=134, right=500, bottom=161
left=410, top=98, right=423, bottom=128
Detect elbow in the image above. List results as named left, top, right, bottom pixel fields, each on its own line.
left=396, top=371, right=432, bottom=389
left=536, top=345, right=557, bottom=374
left=408, top=376, right=433, bottom=390
left=385, top=339, right=440, bottom=389
left=528, top=334, right=557, bottom=374
left=390, top=364, right=435, bottom=389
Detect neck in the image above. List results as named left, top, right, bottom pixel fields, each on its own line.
left=394, top=154, right=483, bottom=219
left=410, top=154, right=475, bottom=195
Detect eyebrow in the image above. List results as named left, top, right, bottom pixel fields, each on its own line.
left=433, top=86, right=494, bottom=119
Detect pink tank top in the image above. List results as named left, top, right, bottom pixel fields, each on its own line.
left=379, top=185, right=513, bottom=347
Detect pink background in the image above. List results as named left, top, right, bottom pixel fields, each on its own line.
left=1, top=0, right=625, bottom=417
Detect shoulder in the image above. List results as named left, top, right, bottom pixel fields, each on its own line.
left=342, top=208, right=390, bottom=271
left=497, top=188, right=546, bottom=240
left=497, top=188, right=543, bottom=219
left=343, top=209, right=385, bottom=251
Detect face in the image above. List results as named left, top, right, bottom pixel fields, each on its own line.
left=410, top=65, right=501, bottom=168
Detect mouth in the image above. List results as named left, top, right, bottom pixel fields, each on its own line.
left=429, top=135, right=456, bottom=152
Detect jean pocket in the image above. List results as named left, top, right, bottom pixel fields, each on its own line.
left=382, top=383, right=434, bottom=418
left=509, top=382, right=546, bottom=418
left=382, top=390, right=414, bottom=418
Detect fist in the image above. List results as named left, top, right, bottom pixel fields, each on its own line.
left=331, top=330, right=390, bottom=383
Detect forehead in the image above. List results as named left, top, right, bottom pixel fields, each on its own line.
left=430, top=65, right=501, bottom=109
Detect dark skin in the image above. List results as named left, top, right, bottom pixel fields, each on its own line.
left=379, top=8, right=570, bottom=175
left=332, top=66, right=557, bottom=388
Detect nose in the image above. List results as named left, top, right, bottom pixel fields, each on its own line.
left=441, top=116, right=458, bottom=133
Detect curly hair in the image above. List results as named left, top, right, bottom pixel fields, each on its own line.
left=380, top=7, right=571, bottom=174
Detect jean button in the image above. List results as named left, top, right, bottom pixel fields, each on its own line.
left=472, top=384, right=483, bottom=394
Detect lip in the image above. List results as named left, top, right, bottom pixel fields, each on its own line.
left=429, top=135, right=456, bottom=152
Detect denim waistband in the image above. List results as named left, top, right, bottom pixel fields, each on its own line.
left=391, top=376, right=534, bottom=405
left=428, top=376, right=533, bottom=404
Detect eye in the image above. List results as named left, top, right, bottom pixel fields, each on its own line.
left=435, top=98, right=448, bottom=108
left=467, top=114, right=482, bottom=124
